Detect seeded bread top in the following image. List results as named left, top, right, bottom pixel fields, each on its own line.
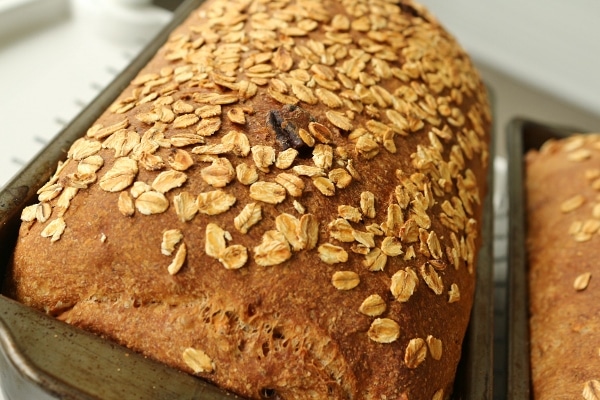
left=9, top=0, right=491, bottom=398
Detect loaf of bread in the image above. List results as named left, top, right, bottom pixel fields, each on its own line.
left=6, top=0, right=491, bottom=398
left=526, top=134, right=600, bottom=399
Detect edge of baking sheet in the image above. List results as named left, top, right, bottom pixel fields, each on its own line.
left=452, top=85, right=495, bottom=400
left=506, top=118, right=584, bottom=399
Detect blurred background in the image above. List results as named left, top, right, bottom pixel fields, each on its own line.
left=1, top=1, right=599, bottom=399
left=419, top=0, right=600, bottom=154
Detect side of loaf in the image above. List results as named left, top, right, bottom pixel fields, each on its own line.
left=526, top=134, right=600, bottom=400
left=6, top=0, right=491, bottom=398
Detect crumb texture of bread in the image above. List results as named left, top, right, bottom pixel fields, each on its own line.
left=7, top=0, right=491, bottom=398
left=526, top=134, right=600, bottom=400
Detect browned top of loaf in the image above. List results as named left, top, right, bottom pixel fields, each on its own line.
left=7, top=0, right=491, bottom=399
left=526, top=134, right=600, bottom=400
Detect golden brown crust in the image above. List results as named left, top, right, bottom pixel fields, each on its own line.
left=526, top=134, right=600, bottom=400
left=7, top=0, right=490, bottom=398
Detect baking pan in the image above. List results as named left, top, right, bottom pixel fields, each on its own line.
left=0, top=0, right=494, bottom=397
left=452, top=129, right=495, bottom=400
left=506, top=118, right=585, bottom=399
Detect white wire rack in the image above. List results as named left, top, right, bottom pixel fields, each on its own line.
left=0, top=0, right=172, bottom=190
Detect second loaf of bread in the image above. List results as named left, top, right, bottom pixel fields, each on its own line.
left=526, top=134, right=600, bottom=399
left=7, top=0, right=491, bottom=398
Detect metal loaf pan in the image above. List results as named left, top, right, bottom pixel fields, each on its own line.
left=0, top=0, right=494, bottom=397
left=506, top=118, right=586, bottom=399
